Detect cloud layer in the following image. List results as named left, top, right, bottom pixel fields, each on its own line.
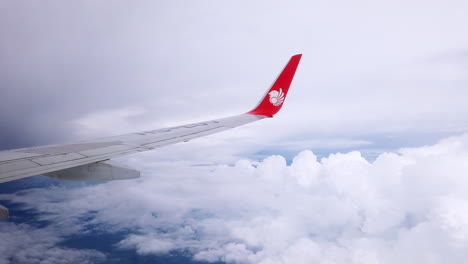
left=3, top=134, right=468, bottom=263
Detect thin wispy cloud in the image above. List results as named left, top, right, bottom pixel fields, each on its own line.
left=0, top=222, right=105, bottom=264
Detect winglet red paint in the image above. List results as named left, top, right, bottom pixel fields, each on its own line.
left=246, top=54, right=302, bottom=117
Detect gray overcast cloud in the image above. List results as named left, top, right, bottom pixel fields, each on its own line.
left=1, top=0, right=468, bottom=151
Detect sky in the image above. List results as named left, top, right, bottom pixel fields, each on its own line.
left=1, top=0, right=468, bottom=263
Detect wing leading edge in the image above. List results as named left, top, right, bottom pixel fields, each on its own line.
left=0, top=54, right=302, bottom=184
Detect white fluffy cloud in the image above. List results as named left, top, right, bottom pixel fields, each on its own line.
left=3, top=134, right=468, bottom=263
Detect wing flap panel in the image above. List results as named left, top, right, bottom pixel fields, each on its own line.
left=78, top=145, right=136, bottom=157
left=0, top=151, right=43, bottom=162
left=20, top=142, right=121, bottom=155
left=31, top=153, right=87, bottom=166
left=0, top=160, right=39, bottom=174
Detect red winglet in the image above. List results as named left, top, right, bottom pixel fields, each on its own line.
left=246, top=54, right=302, bottom=117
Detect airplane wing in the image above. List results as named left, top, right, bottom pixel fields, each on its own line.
left=0, top=54, right=302, bottom=184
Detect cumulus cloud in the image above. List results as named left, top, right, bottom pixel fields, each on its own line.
left=3, top=134, right=468, bottom=263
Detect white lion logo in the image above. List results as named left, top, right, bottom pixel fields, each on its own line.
left=268, top=88, right=285, bottom=106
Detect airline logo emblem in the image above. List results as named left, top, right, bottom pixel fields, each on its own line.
left=268, top=88, right=285, bottom=106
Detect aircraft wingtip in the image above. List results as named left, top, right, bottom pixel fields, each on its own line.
left=246, top=54, right=302, bottom=117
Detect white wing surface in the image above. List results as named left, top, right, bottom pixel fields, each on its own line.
left=0, top=54, right=302, bottom=184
